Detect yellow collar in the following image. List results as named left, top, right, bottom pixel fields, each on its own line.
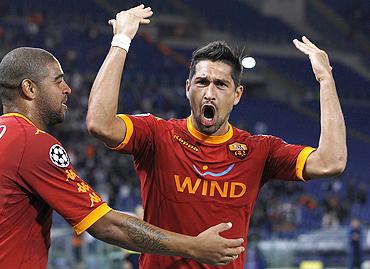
left=186, top=117, right=233, bottom=144
left=2, top=113, right=39, bottom=129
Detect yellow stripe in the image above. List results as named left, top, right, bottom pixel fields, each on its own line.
left=186, top=117, right=233, bottom=144
left=296, top=147, right=316, bottom=181
left=107, top=114, right=134, bottom=150
left=2, top=113, right=46, bottom=133
left=73, top=203, right=112, bottom=235
left=2, top=113, right=36, bottom=127
left=125, top=249, right=140, bottom=255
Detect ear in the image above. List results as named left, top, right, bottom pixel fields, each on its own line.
left=20, top=79, right=37, bottom=100
left=185, top=79, right=191, bottom=100
left=233, top=85, right=244, bottom=106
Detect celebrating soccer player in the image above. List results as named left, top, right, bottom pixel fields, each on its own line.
left=87, top=4, right=347, bottom=269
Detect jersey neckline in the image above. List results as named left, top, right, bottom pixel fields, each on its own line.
left=2, top=113, right=39, bottom=129
left=186, top=117, right=233, bottom=144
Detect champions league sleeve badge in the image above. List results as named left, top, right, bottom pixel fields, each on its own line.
left=49, top=144, right=70, bottom=167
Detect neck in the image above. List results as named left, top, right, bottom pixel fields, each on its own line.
left=190, top=114, right=229, bottom=136
left=3, top=105, right=46, bottom=130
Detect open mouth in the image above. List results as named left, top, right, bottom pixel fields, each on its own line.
left=200, top=104, right=216, bottom=127
left=62, top=97, right=68, bottom=109
left=203, top=105, right=215, bottom=119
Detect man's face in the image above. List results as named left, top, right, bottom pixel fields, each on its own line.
left=186, top=60, right=243, bottom=135
left=36, top=59, right=72, bottom=127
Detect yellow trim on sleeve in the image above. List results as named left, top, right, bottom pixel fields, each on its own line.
left=107, top=114, right=134, bottom=151
left=73, top=203, right=112, bottom=235
left=296, top=147, right=316, bottom=181
left=186, top=117, right=233, bottom=144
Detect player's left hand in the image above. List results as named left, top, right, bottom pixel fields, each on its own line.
left=293, top=36, right=333, bottom=82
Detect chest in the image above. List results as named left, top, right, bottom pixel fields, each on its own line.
left=147, top=132, right=269, bottom=206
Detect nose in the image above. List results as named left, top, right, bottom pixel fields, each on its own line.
left=204, top=83, right=216, bottom=101
left=63, top=82, right=72, bottom=95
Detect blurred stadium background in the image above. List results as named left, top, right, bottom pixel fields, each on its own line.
left=1, top=0, right=370, bottom=268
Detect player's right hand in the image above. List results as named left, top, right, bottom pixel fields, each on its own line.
left=190, top=222, right=245, bottom=265
left=108, top=4, right=153, bottom=39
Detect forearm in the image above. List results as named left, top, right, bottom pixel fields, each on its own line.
left=86, top=47, right=127, bottom=144
left=88, top=210, right=192, bottom=257
left=307, top=77, right=347, bottom=177
left=293, top=37, right=347, bottom=178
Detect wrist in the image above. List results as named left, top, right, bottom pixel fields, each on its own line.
left=111, top=34, right=131, bottom=52
left=175, top=235, right=196, bottom=260
left=319, top=76, right=334, bottom=84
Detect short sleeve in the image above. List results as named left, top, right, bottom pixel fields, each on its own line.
left=263, top=136, right=315, bottom=181
left=108, top=113, right=160, bottom=164
left=19, top=132, right=111, bottom=234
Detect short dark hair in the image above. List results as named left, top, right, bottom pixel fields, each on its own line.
left=0, top=47, right=55, bottom=104
left=189, top=41, right=243, bottom=86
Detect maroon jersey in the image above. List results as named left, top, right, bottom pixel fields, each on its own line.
left=0, top=113, right=111, bottom=269
left=112, top=114, right=315, bottom=269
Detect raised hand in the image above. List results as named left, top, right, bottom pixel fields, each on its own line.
left=190, top=222, right=245, bottom=265
left=108, top=4, right=153, bottom=39
left=293, top=36, right=333, bottom=82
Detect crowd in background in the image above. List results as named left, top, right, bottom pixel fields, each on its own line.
left=1, top=4, right=369, bottom=264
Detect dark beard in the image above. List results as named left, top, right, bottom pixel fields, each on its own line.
left=36, top=96, right=65, bottom=128
left=197, top=117, right=224, bottom=135
left=45, top=112, right=64, bottom=127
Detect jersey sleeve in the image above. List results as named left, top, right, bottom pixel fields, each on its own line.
left=263, top=136, right=315, bottom=181
left=108, top=114, right=160, bottom=164
left=18, top=132, right=111, bottom=235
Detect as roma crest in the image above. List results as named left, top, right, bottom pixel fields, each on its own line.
left=228, top=142, right=248, bottom=160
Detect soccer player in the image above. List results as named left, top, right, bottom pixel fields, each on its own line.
left=86, top=4, right=347, bottom=269
left=0, top=47, right=246, bottom=269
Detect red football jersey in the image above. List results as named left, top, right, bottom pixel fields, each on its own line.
left=112, top=114, right=315, bottom=269
left=0, top=113, right=111, bottom=269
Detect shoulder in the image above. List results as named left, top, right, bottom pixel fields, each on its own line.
left=23, top=129, right=71, bottom=168
left=232, top=128, right=286, bottom=149
left=128, top=113, right=185, bottom=130
left=232, top=126, right=276, bottom=142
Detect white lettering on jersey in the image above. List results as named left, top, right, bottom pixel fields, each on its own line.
left=0, top=125, right=6, bottom=139
left=133, top=113, right=151, bottom=117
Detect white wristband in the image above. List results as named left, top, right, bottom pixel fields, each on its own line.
left=111, top=34, right=131, bottom=52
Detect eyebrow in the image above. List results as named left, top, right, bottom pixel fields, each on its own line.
left=214, top=78, right=230, bottom=85
left=195, top=76, right=230, bottom=84
left=54, top=73, right=64, bottom=81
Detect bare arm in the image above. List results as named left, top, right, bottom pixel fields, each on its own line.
left=87, top=210, right=244, bottom=265
left=293, top=36, right=347, bottom=179
left=86, top=5, right=153, bottom=147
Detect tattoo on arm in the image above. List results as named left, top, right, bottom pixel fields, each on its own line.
left=122, top=216, right=170, bottom=251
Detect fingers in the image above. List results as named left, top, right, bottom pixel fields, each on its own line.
left=224, top=237, right=245, bottom=248
left=127, top=5, right=153, bottom=19
left=211, top=222, right=233, bottom=234
left=226, top=246, right=245, bottom=256
left=302, top=36, right=319, bottom=49
left=293, top=38, right=315, bottom=55
left=213, top=251, right=243, bottom=266
left=130, top=4, right=145, bottom=10
left=108, top=19, right=116, bottom=34
left=141, top=18, right=151, bottom=24
left=293, top=36, right=323, bottom=55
